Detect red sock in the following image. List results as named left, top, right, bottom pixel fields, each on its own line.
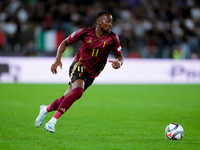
left=46, top=95, right=65, bottom=112
left=54, top=87, right=84, bottom=119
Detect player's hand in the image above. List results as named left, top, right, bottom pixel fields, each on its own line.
left=108, top=60, right=121, bottom=69
left=51, top=60, right=62, bottom=74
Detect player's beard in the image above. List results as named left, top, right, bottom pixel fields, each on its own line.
left=102, top=28, right=111, bottom=34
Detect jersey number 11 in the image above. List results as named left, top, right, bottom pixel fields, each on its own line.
left=92, top=49, right=99, bottom=57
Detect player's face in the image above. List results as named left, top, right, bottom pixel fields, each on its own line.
left=100, top=14, right=112, bottom=33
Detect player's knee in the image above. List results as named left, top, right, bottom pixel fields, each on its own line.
left=73, top=87, right=84, bottom=100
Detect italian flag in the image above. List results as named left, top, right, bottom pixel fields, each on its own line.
left=35, top=28, right=65, bottom=52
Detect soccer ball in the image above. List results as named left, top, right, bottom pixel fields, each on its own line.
left=165, top=123, right=184, bottom=140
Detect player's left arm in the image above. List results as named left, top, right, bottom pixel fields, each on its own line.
left=108, top=34, right=124, bottom=69
left=109, top=54, right=124, bottom=69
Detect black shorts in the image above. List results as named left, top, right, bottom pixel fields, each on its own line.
left=69, top=61, right=95, bottom=90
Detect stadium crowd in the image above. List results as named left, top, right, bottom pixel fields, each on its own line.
left=0, top=0, right=200, bottom=59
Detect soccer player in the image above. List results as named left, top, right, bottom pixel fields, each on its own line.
left=35, top=11, right=124, bottom=133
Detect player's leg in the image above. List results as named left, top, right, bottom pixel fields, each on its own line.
left=35, top=85, right=73, bottom=127
left=46, top=85, right=73, bottom=112
left=44, top=79, right=85, bottom=133
left=52, top=79, right=84, bottom=119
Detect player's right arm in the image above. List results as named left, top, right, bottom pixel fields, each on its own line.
left=51, top=38, right=70, bottom=74
left=51, top=28, right=87, bottom=74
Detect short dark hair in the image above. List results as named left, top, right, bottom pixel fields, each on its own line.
left=96, top=11, right=110, bottom=20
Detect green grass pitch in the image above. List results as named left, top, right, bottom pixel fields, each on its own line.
left=0, top=83, right=200, bottom=150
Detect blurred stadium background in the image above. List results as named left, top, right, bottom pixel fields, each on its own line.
left=1, top=1, right=200, bottom=149
left=0, top=0, right=200, bottom=59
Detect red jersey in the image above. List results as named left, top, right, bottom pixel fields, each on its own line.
left=67, top=27, right=122, bottom=78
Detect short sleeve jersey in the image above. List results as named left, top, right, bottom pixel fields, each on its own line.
left=67, top=27, right=122, bottom=78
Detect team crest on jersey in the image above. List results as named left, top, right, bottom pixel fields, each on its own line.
left=87, top=39, right=92, bottom=44
left=103, top=41, right=108, bottom=48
